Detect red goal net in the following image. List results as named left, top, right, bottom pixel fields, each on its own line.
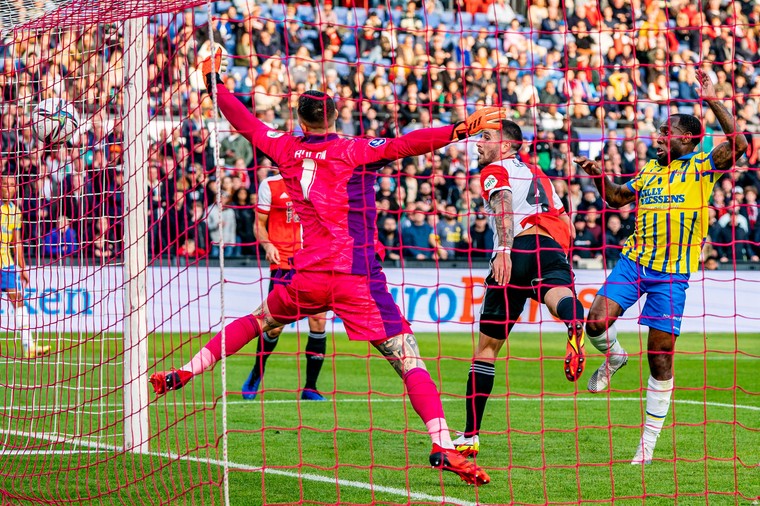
left=0, top=0, right=758, bottom=504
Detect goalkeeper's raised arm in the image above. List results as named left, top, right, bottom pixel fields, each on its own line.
left=199, top=48, right=508, bottom=168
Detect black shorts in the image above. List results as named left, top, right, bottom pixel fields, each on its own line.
left=268, top=268, right=294, bottom=293
left=480, top=235, right=574, bottom=338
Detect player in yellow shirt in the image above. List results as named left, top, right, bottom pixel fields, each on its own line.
left=574, top=70, right=747, bottom=464
left=0, top=176, right=50, bottom=358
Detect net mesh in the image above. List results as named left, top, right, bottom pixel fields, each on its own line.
left=0, top=0, right=758, bottom=504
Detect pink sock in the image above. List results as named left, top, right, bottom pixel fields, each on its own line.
left=404, top=368, right=453, bottom=449
left=183, top=315, right=261, bottom=375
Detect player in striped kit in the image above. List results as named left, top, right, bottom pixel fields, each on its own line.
left=0, top=176, right=50, bottom=358
left=150, top=49, right=503, bottom=484
left=575, top=69, right=747, bottom=464
left=241, top=172, right=329, bottom=401
left=453, top=120, right=586, bottom=457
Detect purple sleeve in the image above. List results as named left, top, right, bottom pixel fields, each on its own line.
left=215, top=84, right=293, bottom=163
left=348, top=125, right=457, bottom=167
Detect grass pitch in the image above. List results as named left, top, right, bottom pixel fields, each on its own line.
left=0, top=331, right=758, bottom=505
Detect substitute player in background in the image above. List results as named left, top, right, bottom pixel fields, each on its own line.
left=241, top=172, right=328, bottom=401
left=574, top=69, right=747, bottom=464
left=453, top=120, right=585, bottom=457
left=1, top=176, right=50, bottom=358
left=150, top=49, right=504, bottom=484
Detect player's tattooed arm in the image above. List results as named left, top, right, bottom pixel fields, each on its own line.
left=490, top=190, right=514, bottom=249
left=373, top=334, right=426, bottom=378
left=698, top=69, right=748, bottom=171
left=574, top=156, right=635, bottom=208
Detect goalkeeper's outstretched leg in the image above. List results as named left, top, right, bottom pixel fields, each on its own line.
left=372, top=334, right=490, bottom=486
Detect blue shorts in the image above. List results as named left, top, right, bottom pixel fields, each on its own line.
left=598, top=255, right=690, bottom=335
left=0, top=268, right=20, bottom=291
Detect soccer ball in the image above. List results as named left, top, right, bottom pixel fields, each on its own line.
left=31, top=98, right=80, bottom=144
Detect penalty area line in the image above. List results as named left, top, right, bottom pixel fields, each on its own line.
left=0, top=429, right=479, bottom=506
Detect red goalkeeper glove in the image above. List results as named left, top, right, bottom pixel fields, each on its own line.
left=199, top=47, right=228, bottom=94
left=451, top=107, right=510, bottom=141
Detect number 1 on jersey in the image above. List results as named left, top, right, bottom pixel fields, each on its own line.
left=301, top=159, right=317, bottom=200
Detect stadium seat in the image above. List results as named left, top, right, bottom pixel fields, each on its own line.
left=473, top=13, right=489, bottom=27
left=301, top=29, right=319, bottom=42
left=391, top=10, right=402, bottom=26
left=457, top=12, right=474, bottom=27
left=424, top=13, right=440, bottom=27
left=213, top=1, right=231, bottom=14
left=297, top=5, right=315, bottom=23
left=353, top=9, right=368, bottom=26
left=340, top=45, right=357, bottom=61
left=440, top=11, right=455, bottom=26
left=334, top=7, right=349, bottom=24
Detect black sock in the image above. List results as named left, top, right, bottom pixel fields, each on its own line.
left=250, top=332, right=279, bottom=381
left=556, top=296, right=585, bottom=326
left=464, top=360, right=495, bottom=437
left=304, top=332, right=327, bottom=390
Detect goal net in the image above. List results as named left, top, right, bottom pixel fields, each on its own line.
left=1, top=0, right=758, bottom=504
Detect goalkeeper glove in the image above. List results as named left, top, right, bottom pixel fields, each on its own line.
left=200, top=47, right=229, bottom=95
left=451, top=107, right=510, bottom=141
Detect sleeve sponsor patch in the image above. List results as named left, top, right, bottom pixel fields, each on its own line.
left=483, top=174, right=498, bottom=191
left=369, top=138, right=387, bottom=148
left=266, top=130, right=285, bottom=138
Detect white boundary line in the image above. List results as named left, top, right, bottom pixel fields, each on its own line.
left=1, top=397, right=756, bottom=505
left=214, top=396, right=760, bottom=412
left=0, top=428, right=478, bottom=506
left=2, top=396, right=758, bottom=412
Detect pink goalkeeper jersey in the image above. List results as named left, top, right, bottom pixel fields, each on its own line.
left=217, top=85, right=456, bottom=275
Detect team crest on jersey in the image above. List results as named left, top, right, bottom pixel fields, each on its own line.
left=369, top=138, right=387, bottom=148
left=484, top=175, right=498, bottom=191
left=267, top=131, right=285, bottom=138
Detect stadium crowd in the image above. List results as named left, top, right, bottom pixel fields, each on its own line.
left=0, top=0, right=758, bottom=267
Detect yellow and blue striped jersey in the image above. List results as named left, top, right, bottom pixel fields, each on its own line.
left=621, top=151, right=717, bottom=274
left=0, top=201, right=21, bottom=269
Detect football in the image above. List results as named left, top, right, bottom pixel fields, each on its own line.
left=31, top=98, right=80, bottom=144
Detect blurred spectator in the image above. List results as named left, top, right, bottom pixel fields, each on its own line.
left=233, top=188, right=255, bottom=256
left=469, top=212, right=493, bottom=258
left=207, top=192, right=237, bottom=259
left=436, top=204, right=466, bottom=260
left=43, top=215, right=78, bottom=258
left=378, top=216, right=401, bottom=261
left=402, top=205, right=436, bottom=260
left=604, top=214, right=627, bottom=266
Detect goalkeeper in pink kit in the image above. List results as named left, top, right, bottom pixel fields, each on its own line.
left=150, top=50, right=502, bottom=485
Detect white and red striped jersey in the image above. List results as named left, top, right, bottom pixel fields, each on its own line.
left=480, top=157, right=570, bottom=254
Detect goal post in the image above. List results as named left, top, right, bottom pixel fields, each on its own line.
left=121, top=15, right=150, bottom=454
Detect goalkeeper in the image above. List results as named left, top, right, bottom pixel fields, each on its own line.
left=0, top=176, right=50, bottom=358
left=151, top=49, right=507, bottom=485
left=574, top=69, right=747, bottom=465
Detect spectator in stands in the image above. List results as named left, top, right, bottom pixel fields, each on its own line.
left=378, top=216, right=401, bottom=261
left=469, top=212, right=493, bottom=259
left=402, top=205, right=436, bottom=260
left=221, top=130, right=254, bottom=167
left=92, top=216, right=115, bottom=262
left=487, top=0, right=516, bottom=28
left=43, top=215, right=78, bottom=259
left=604, top=214, right=627, bottom=267
left=717, top=208, right=757, bottom=263
left=572, top=217, right=599, bottom=262
left=436, top=204, right=466, bottom=260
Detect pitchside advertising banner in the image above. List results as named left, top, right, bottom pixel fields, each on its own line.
left=3, top=267, right=759, bottom=334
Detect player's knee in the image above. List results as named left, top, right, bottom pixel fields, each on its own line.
left=267, top=327, right=283, bottom=339
left=586, top=303, right=613, bottom=335
left=308, top=318, right=326, bottom=333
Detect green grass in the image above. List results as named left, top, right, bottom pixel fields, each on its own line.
left=1, top=331, right=759, bottom=505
